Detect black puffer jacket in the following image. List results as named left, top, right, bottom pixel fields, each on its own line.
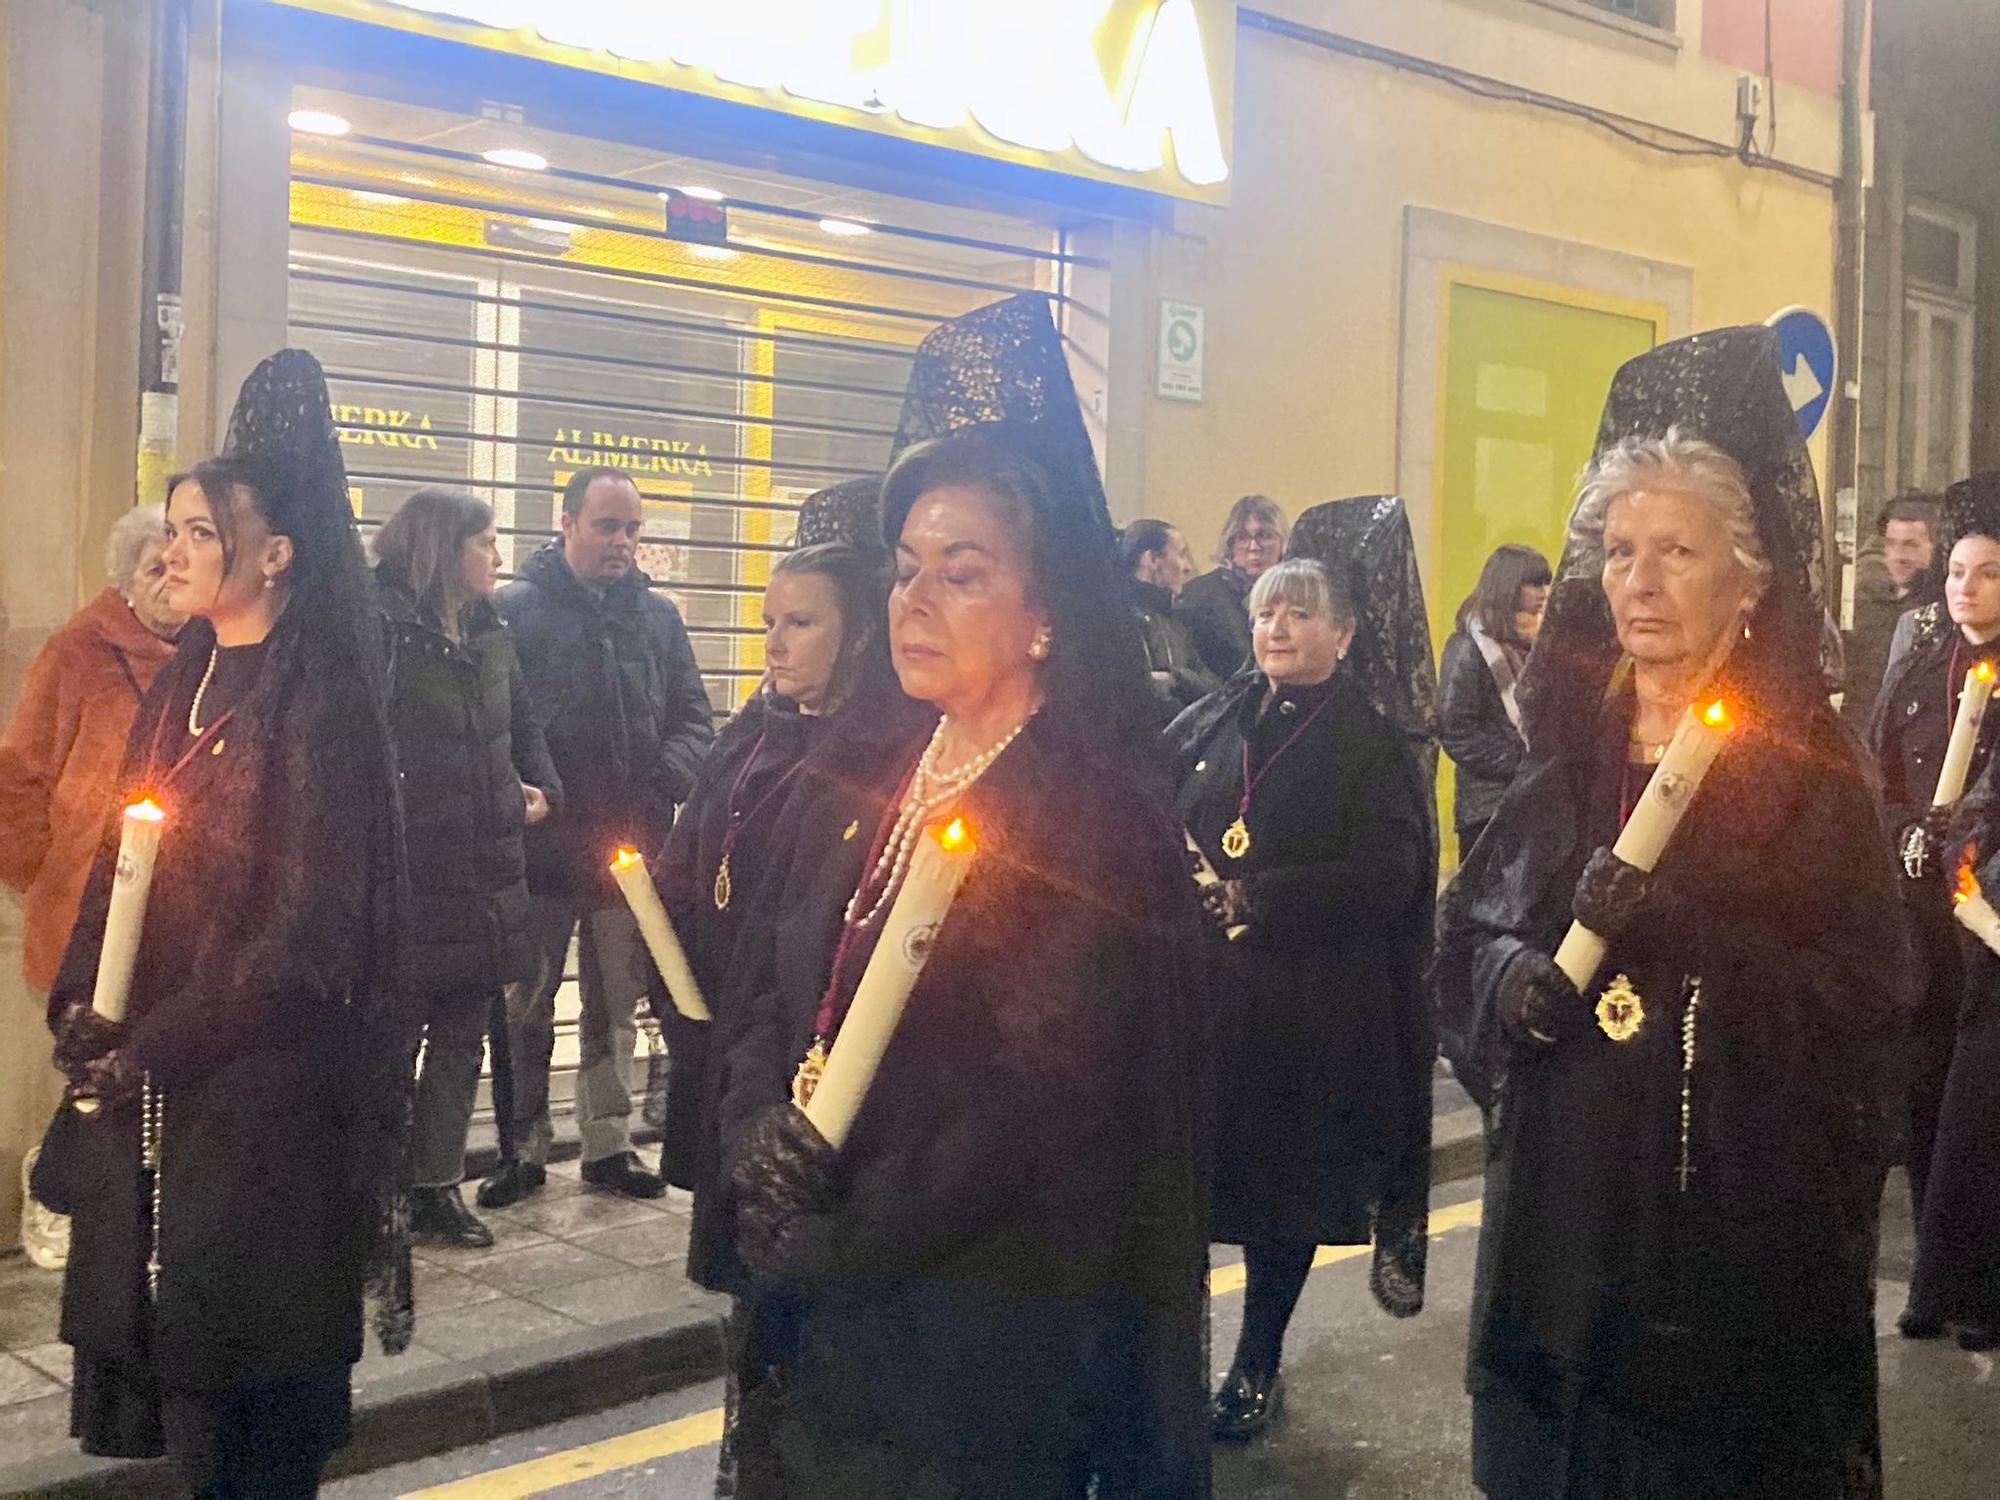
left=1132, top=578, right=1219, bottom=718
left=1438, top=630, right=1526, bottom=837
left=498, top=543, right=714, bottom=898
left=379, top=569, right=562, bottom=992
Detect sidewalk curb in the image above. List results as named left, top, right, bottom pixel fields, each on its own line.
left=2, top=1117, right=1486, bottom=1498
left=0, top=1310, right=728, bottom=1499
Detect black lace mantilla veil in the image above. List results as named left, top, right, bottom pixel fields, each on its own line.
left=224, top=350, right=418, bottom=1354
left=1518, top=324, right=1828, bottom=751
left=792, top=476, right=886, bottom=552
left=1285, top=495, right=1442, bottom=790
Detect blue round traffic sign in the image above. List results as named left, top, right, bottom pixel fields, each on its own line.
left=1766, top=306, right=1836, bottom=441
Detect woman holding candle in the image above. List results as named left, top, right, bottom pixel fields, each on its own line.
left=650, top=538, right=895, bottom=1273
left=1868, top=470, right=2000, bottom=1290
left=372, top=487, right=561, bottom=1250
left=1432, top=328, right=1909, bottom=1499
left=713, top=299, right=1209, bottom=1497
left=37, top=351, right=414, bottom=1495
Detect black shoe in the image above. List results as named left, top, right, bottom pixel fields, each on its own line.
left=1210, top=1367, right=1283, bottom=1442
left=1954, top=1322, right=2000, bottom=1351
left=581, top=1150, right=666, bottom=1199
left=1899, top=1307, right=1945, bottom=1339
left=475, top=1159, right=546, bottom=1211
left=410, top=1185, right=496, bottom=1248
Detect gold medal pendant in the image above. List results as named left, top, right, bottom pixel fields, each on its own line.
left=713, top=855, right=732, bottom=911
left=1221, top=816, right=1252, bottom=860
left=1596, top=972, right=1645, bottom=1043
left=791, top=1039, right=828, bottom=1109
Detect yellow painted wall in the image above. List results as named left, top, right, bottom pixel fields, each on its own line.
left=1131, top=15, right=1839, bottom=569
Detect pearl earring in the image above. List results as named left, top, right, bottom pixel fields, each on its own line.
left=1029, top=633, right=1051, bottom=660
left=264, top=576, right=277, bottom=591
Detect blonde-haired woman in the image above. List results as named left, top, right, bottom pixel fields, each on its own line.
left=1180, top=494, right=1287, bottom=680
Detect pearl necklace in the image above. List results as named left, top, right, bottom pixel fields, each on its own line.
left=843, top=714, right=1028, bottom=931
left=186, top=646, right=221, bottom=735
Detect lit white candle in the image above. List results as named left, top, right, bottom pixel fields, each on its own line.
left=1953, top=861, right=2000, bottom=957
left=91, top=798, right=166, bottom=1024
left=1554, top=700, right=1732, bottom=991
left=1933, top=660, right=1996, bottom=807
left=609, top=847, right=711, bottom=1023
left=804, top=816, right=976, bottom=1149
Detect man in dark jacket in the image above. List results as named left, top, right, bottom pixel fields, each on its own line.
left=1123, top=518, right=1218, bottom=716
left=1845, top=492, right=1941, bottom=727
left=481, top=467, right=715, bottom=1206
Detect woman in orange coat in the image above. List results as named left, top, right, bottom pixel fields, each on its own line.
left=0, top=504, right=181, bottom=1265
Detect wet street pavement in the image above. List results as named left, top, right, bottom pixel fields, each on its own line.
left=326, top=1171, right=2000, bottom=1499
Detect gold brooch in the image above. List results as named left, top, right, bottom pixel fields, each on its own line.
left=1221, top=816, right=1252, bottom=860
left=1596, top=973, right=1645, bottom=1043
left=791, top=1038, right=827, bottom=1109
left=842, top=820, right=859, bottom=841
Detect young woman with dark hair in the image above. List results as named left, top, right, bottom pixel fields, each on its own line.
left=372, top=487, right=561, bottom=1249
left=1440, top=544, right=1553, bottom=854
left=40, top=351, right=415, bottom=1496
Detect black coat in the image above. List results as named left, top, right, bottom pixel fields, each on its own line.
left=648, top=690, right=822, bottom=1234
left=1868, top=605, right=2000, bottom=849
left=1438, top=629, right=1526, bottom=837
left=1434, top=693, right=1909, bottom=1499
left=1843, top=567, right=1940, bottom=729
left=1131, top=579, right=1218, bottom=718
left=40, top=614, right=413, bottom=1453
left=1170, top=671, right=1435, bottom=1269
left=378, top=572, right=561, bottom=992
left=716, top=717, right=1211, bottom=1496
left=498, top=543, right=714, bottom=898
left=1176, top=565, right=1253, bottom=682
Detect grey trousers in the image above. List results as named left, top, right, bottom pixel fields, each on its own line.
left=504, top=895, right=644, bottom=1166
left=411, top=983, right=501, bottom=1189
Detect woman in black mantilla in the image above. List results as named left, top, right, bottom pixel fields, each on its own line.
left=1169, top=544, right=1435, bottom=1442
left=1867, top=468, right=2000, bottom=1312
left=37, top=350, right=414, bottom=1496
left=709, top=295, right=1209, bottom=1498
left=1433, top=327, right=1909, bottom=1499
left=1903, top=469, right=2000, bottom=1354
left=651, top=537, right=895, bottom=1279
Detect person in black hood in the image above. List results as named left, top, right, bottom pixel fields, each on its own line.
left=1432, top=327, right=1909, bottom=1499
left=373, top=488, right=562, bottom=1248
left=480, top=465, right=714, bottom=1208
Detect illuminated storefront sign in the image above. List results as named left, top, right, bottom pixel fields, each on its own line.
left=267, top=0, right=1236, bottom=202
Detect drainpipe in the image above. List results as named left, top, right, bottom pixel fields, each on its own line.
left=1828, top=0, right=1868, bottom=604
left=136, top=0, right=191, bottom=506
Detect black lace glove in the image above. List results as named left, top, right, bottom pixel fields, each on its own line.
left=1201, top=878, right=1246, bottom=931
left=1572, top=848, right=1682, bottom=946
left=77, top=1050, right=145, bottom=1111
left=731, top=1103, right=838, bottom=1282
left=1900, top=805, right=1957, bottom=881
left=1495, top=948, right=1584, bottom=1047
left=52, top=1003, right=126, bottom=1088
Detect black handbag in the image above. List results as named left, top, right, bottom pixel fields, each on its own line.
left=30, top=1096, right=87, bottom=1217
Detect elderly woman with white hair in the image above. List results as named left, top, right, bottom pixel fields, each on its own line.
left=1434, top=330, right=1908, bottom=1499
left=0, top=504, right=182, bottom=1265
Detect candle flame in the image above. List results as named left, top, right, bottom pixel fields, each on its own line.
left=935, top=816, right=974, bottom=854
left=126, top=798, right=165, bottom=823
left=1978, top=661, right=1996, bottom=684
left=1956, top=851, right=1981, bottom=908
left=1701, top=699, right=1730, bottom=729
left=611, top=846, right=641, bottom=871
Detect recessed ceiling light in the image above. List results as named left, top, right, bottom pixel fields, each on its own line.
left=818, top=217, right=871, bottom=237
left=352, top=190, right=410, bottom=206
left=680, top=185, right=725, bottom=202
left=288, top=109, right=352, bottom=136
left=482, top=147, right=549, bottom=171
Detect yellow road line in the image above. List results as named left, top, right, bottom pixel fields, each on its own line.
left=402, top=1197, right=1484, bottom=1498
left=402, top=1408, right=724, bottom=1499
